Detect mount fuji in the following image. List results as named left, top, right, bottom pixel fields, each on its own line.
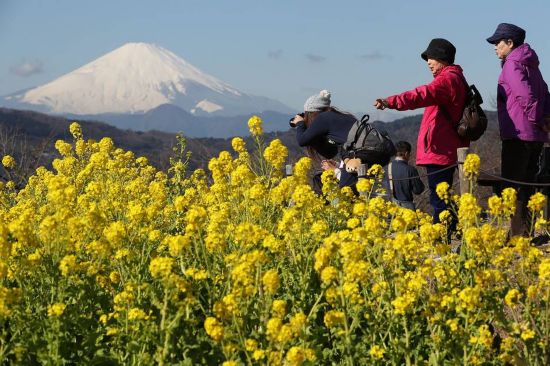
left=2, top=43, right=295, bottom=136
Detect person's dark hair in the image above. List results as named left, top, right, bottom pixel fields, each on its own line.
left=303, top=107, right=355, bottom=127
left=395, top=141, right=412, bottom=156
left=507, top=38, right=524, bottom=48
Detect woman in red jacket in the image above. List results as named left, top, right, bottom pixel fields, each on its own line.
left=374, top=38, right=469, bottom=224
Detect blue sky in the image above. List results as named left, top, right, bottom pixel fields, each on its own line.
left=1, top=0, right=549, bottom=120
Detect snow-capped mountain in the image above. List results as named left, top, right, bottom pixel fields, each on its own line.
left=2, top=42, right=293, bottom=116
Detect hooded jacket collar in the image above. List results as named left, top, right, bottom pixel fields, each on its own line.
left=503, top=43, right=539, bottom=68
left=434, top=64, right=463, bottom=78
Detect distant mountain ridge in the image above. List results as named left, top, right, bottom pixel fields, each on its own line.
left=2, top=42, right=294, bottom=119
left=68, top=105, right=294, bottom=138
left=0, top=107, right=500, bottom=170
left=0, top=107, right=303, bottom=172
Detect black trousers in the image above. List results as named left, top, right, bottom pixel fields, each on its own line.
left=500, top=139, right=543, bottom=235
left=500, top=139, right=543, bottom=201
left=425, top=164, right=456, bottom=224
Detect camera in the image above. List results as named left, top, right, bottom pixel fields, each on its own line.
left=289, top=113, right=305, bottom=127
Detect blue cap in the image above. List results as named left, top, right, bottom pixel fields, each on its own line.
left=486, top=23, right=526, bottom=44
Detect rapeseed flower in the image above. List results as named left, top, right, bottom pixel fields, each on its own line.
left=323, top=310, right=345, bottom=328
left=271, top=299, right=286, bottom=318
left=69, top=122, right=83, bottom=140
left=463, top=153, right=480, bottom=178
left=204, top=317, right=224, bottom=342
left=262, top=269, right=280, bottom=295
left=436, top=182, right=451, bottom=202
left=369, top=345, right=385, bottom=359
left=47, top=303, right=66, bottom=317
left=356, top=178, right=373, bottom=194
left=149, top=257, right=174, bottom=279
left=247, top=115, right=263, bottom=137
left=127, top=308, right=149, bottom=321
left=504, top=289, right=521, bottom=307
left=1, top=155, right=15, bottom=169
left=527, top=192, right=546, bottom=213
left=263, top=139, right=288, bottom=170
left=266, top=317, right=283, bottom=341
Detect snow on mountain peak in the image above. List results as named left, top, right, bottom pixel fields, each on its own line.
left=191, top=99, right=223, bottom=114
left=18, top=42, right=243, bottom=114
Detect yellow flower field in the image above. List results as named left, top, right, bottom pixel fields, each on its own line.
left=0, top=117, right=548, bottom=365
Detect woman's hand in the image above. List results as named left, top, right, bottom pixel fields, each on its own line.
left=321, top=159, right=338, bottom=171
left=374, top=98, right=389, bottom=110
left=290, top=113, right=305, bottom=126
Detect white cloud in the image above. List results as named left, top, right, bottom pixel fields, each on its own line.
left=10, top=60, right=43, bottom=77
left=305, top=53, right=326, bottom=63
left=358, top=51, right=392, bottom=61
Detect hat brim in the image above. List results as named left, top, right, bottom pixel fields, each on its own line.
left=486, top=34, right=501, bottom=44
left=421, top=51, right=428, bottom=61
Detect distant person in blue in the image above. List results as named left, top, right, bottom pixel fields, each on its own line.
left=388, top=141, right=425, bottom=210
left=289, top=90, right=357, bottom=191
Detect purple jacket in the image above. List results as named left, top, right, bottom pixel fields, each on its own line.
left=497, top=43, right=550, bottom=142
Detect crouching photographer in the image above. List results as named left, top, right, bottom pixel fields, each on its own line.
left=289, top=89, right=358, bottom=193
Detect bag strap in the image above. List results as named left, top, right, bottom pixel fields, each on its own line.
left=388, top=161, right=395, bottom=199
left=352, top=114, right=371, bottom=149
left=440, top=72, right=470, bottom=124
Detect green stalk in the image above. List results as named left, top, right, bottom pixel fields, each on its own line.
left=338, top=284, right=354, bottom=366
left=158, top=290, right=169, bottom=366
left=403, top=317, right=412, bottom=366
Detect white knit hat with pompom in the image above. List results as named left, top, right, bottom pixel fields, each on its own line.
left=303, top=89, right=331, bottom=112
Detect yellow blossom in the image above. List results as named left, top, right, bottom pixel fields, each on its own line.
left=149, top=257, right=174, bottom=279
left=521, top=329, right=536, bottom=341
left=248, top=115, right=263, bottom=137
left=436, top=181, right=451, bottom=202
left=463, top=153, right=480, bottom=178
left=47, top=303, right=66, bottom=317
left=356, top=178, right=373, bottom=194
left=262, top=269, right=280, bottom=295
left=263, top=139, right=288, bottom=170
left=127, top=308, right=149, bottom=321
left=271, top=299, right=286, bottom=318
left=69, top=122, right=83, bottom=139
left=59, top=255, right=78, bottom=276
left=369, top=345, right=385, bottom=359
left=323, top=310, right=345, bottom=328
left=1, top=155, right=15, bottom=169
left=504, top=289, right=522, bottom=307
left=204, top=317, right=224, bottom=342
left=527, top=192, right=546, bottom=213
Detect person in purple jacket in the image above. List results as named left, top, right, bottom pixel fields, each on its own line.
left=487, top=23, right=550, bottom=235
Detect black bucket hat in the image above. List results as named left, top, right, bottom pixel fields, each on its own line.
left=486, top=23, right=525, bottom=45
left=421, top=38, right=456, bottom=64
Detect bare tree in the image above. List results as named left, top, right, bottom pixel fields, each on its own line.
left=0, top=123, right=53, bottom=188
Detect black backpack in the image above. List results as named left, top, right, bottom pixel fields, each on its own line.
left=343, top=114, right=396, bottom=166
left=442, top=76, right=488, bottom=141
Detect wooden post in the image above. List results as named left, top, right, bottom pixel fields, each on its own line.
left=285, top=164, right=293, bottom=176
left=357, top=164, right=367, bottom=178
left=457, top=147, right=470, bottom=195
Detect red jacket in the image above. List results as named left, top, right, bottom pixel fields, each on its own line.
left=386, top=65, right=470, bottom=166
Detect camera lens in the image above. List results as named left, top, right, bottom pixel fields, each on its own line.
left=289, top=117, right=296, bottom=127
